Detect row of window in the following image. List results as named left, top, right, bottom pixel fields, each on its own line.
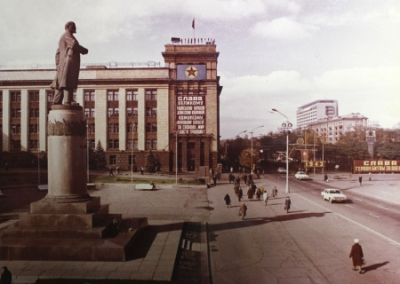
left=8, top=122, right=157, bottom=135
left=2, top=88, right=158, bottom=103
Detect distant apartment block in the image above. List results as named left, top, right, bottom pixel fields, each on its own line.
left=309, top=113, right=368, bottom=144
left=297, top=100, right=338, bottom=129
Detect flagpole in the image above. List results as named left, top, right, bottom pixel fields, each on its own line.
left=192, top=18, right=195, bottom=39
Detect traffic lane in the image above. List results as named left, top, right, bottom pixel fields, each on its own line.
left=207, top=181, right=396, bottom=284
left=282, top=176, right=400, bottom=246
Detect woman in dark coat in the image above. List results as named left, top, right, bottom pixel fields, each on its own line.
left=224, top=194, right=231, bottom=208
left=349, top=239, right=364, bottom=273
left=238, top=188, right=243, bottom=202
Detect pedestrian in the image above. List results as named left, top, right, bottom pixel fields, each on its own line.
left=247, top=187, right=254, bottom=200
left=140, top=166, right=144, bottom=175
left=213, top=173, right=218, bottom=186
left=349, top=239, right=365, bottom=274
left=324, top=174, right=328, bottom=182
left=116, top=165, right=120, bottom=175
left=108, top=166, right=114, bottom=177
left=256, top=187, right=261, bottom=200
left=359, top=175, right=362, bottom=186
left=238, top=203, right=247, bottom=220
left=1, top=266, right=12, bottom=284
left=272, top=186, right=278, bottom=198
left=369, top=172, right=372, bottom=181
left=284, top=196, right=291, bottom=213
left=238, top=187, right=243, bottom=202
left=224, top=194, right=231, bottom=208
left=263, top=190, right=268, bottom=206
left=230, top=166, right=233, bottom=173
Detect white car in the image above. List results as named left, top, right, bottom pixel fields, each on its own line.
left=321, top=188, right=347, bottom=203
left=294, top=171, right=309, bottom=180
left=277, top=167, right=286, bottom=174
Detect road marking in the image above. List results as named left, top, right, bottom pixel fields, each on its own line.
left=353, top=197, right=362, bottom=202
left=345, top=204, right=354, bottom=209
left=369, top=213, right=381, bottom=219
left=295, top=193, right=400, bottom=248
left=377, top=205, right=389, bottom=210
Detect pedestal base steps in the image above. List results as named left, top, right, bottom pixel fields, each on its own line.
left=0, top=197, right=148, bottom=261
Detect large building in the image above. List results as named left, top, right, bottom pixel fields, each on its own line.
left=309, top=112, right=368, bottom=144
left=0, top=37, right=222, bottom=173
left=297, top=100, right=338, bottom=129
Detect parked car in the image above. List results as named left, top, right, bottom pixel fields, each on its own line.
left=321, top=188, right=347, bottom=203
left=294, top=171, right=310, bottom=180
left=277, top=167, right=286, bottom=174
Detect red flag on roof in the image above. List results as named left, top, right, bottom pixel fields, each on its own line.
left=192, top=18, right=195, bottom=29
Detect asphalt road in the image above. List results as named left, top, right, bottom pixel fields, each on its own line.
left=207, top=174, right=400, bottom=284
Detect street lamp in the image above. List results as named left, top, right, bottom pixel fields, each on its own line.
left=272, top=108, right=292, bottom=193
left=249, top=125, right=264, bottom=174
left=236, top=130, right=247, bottom=138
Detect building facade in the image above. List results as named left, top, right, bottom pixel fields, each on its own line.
left=297, top=100, right=338, bottom=129
left=309, top=113, right=368, bottom=144
left=0, top=38, right=222, bottom=173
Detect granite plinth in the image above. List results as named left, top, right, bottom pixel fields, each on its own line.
left=0, top=196, right=149, bottom=261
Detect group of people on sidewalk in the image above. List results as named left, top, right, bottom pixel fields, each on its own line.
left=223, top=174, right=293, bottom=220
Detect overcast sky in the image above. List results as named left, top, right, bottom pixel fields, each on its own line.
left=1, top=0, right=400, bottom=139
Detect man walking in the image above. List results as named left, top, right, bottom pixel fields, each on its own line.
left=284, top=196, right=291, bottom=213
left=238, top=203, right=247, bottom=220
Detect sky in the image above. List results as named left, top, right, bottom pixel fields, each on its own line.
left=1, top=0, right=400, bottom=139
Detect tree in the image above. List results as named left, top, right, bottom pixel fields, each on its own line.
left=94, top=141, right=107, bottom=169
left=239, top=148, right=260, bottom=170
left=145, top=150, right=156, bottom=173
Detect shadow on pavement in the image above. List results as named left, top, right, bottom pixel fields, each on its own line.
left=362, top=261, right=389, bottom=273
left=209, top=212, right=332, bottom=238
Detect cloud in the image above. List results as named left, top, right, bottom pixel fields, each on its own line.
left=250, top=17, right=319, bottom=40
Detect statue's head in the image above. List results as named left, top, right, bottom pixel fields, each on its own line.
left=65, top=21, right=77, bottom=33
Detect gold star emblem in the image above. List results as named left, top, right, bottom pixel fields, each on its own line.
left=185, top=66, right=198, bottom=78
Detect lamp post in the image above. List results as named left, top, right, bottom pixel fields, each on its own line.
left=272, top=108, right=292, bottom=193
left=249, top=125, right=264, bottom=174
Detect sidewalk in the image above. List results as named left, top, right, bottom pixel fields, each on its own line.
left=0, top=182, right=210, bottom=284
left=309, top=172, right=400, bottom=205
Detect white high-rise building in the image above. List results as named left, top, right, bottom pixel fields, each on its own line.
left=297, top=100, right=338, bottom=129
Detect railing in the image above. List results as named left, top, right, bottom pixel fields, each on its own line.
left=0, top=61, right=162, bottom=70
left=169, top=37, right=215, bottom=45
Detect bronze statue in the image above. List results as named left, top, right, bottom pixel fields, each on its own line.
left=51, top=21, right=88, bottom=105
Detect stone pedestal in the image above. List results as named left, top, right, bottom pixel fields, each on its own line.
left=46, top=105, right=90, bottom=202
left=0, top=105, right=148, bottom=261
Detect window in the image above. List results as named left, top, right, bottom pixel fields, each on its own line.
left=87, top=139, right=95, bottom=149
left=146, top=139, right=157, bottom=150
left=108, top=140, right=119, bottom=149
left=108, top=123, right=119, bottom=133
left=87, top=124, right=95, bottom=134
left=11, top=140, right=20, bottom=151
left=11, top=124, right=21, bottom=134
left=145, top=123, right=157, bottom=132
left=29, top=91, right=39, bottom=102
left=127, top=123, right=137, bottom=133
left=84, top=90, right=95, bottom=101
left=129, top=155, right=136, bottom=166
left=11, top=108, right=21, bottom=118
left=146, top=107, right=157, bottom=117
left=109, top=155, right=117, bottom=165
left=29, top=124, right=38, bottom=133
left=11, top=91, right=21, bottom=102
left=127, top=140, right=138, bottom=150
left=29, top=108, right=39, bottom=118
left=126, top=89, right=138, bottom=101
left=145, top=89, right=157, bottom=101
left=107, top=90, right=119, bottom=101
left=29, top=140, right=38, bottom=149
left=127, top=107, right=138, bottom=117
left=85, top=107, right=95, bottom=118
left=47, top=90, right=54, bottom=102
left=108, top=107, right=119, bottom=117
